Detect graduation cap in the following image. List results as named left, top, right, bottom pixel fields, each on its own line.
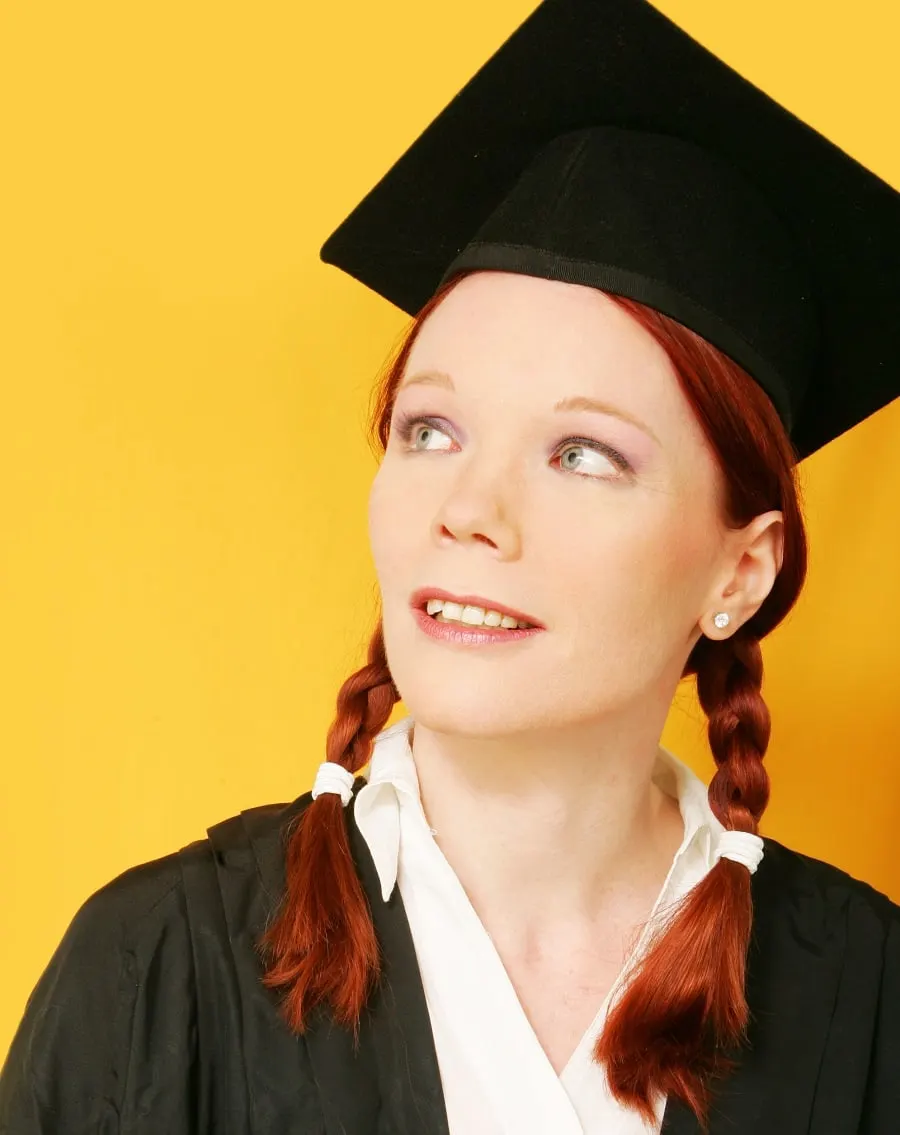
left=319, top=0, right=900, bottom=463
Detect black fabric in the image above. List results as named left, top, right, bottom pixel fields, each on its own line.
left=3, top=782, right=900, bottom=1133
left=318, top=0, right=900, bottom=463
left=437, top=127, right=811, bottom=434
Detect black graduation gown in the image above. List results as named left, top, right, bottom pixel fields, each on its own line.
left=2, top=778, right=900, bottom=1134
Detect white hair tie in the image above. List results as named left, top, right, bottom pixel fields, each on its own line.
left=715, top=830, right=765, bottom=874
left=311, top=761, right=356, bottom=806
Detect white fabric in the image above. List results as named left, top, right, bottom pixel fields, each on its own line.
left=353, top=713, right=738, bottom=1135
left=311, top=761, right=356, bottom=805
left=714, top=828, right=765, bottom=873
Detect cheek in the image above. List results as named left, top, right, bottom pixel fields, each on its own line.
left=550, top=498, right=712, bottom=633
left=367, top=464, right=417, bottom=592
left=367, top=468, right=394, bottom=575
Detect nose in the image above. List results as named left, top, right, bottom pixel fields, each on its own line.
left=431, top=475, right=522, bottom=559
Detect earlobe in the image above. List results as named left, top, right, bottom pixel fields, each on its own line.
left=703, top=610, right=734, bottom=640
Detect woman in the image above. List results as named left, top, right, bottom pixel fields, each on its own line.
left=2, top=0, right=899, bottom=1132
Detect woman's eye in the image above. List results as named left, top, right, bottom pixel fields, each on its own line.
left=553, top=440, right=631, bottom=477
left=392, top=412, right=631, bottom=478
left=396, top=414, right=454, bottom=451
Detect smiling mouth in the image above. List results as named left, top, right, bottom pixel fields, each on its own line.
left=419, top=599, right=538, bottom=630
left=430, top=609, right=524, bottom=630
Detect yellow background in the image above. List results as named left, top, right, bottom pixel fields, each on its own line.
left=2, top=0, right=899, bottom=1060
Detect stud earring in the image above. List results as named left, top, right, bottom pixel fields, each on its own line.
left=713, top=611, right=731, bottom=629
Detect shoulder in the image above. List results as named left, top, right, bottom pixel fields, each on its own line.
left=69, top=793, right=314, bottom=952
left=762, top=835, right=894, bottom=912
left=0, top=795, right=313, bottom=1130
left=758, top=834, right=900, bottom=959
left=32, top=792, right=307, bottom=1000
left=755, top=840, right=900, bottom=1125
left=65, top=842, right=188, bottom=950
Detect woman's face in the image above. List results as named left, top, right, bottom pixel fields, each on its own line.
left=368, top=270, right=750, bottom=735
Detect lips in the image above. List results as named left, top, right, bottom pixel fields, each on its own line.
left=409, top=587, right=544, bottom=629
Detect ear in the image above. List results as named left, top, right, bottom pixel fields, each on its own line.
left=701, top=510, right=784, bottom=639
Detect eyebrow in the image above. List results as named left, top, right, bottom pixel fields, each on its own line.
left=396, top=369, right=661, bottom=447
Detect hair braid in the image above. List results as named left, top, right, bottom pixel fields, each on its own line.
left=594, top=629, right=772, bottom=1130
left=697, top=631, right=771, bottom=834
left=259, top=619, right=399, bottom=1043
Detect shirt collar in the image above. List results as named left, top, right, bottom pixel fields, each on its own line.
left=353, top=713, right=725, bottom=903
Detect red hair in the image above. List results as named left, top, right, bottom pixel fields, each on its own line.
left=259, top=271, right=808, bottom=1130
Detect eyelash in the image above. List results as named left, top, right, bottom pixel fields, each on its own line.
left=390, top=411, right=633, bottom=477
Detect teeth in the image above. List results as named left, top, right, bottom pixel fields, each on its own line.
left=424, top=598, right=531, bottom=629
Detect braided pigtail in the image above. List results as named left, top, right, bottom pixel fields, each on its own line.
left=593, top=628, right=770, bottom=1130
left=259, top=619, right=399, bottom=1043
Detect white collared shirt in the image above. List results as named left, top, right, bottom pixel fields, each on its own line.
left=354, top=713, right=727, bottom=1135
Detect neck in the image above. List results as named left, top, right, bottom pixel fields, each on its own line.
left=407, top=710, right=686, bottom=945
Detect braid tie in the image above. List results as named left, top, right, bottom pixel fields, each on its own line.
left=714, top=830, right=765, bottom=873
left=311, top=762, right=356, bottom=805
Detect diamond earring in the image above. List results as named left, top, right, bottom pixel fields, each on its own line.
left=713, top=611, right=731, bottom=629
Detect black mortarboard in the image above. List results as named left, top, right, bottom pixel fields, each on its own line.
left=319, top=0, right=900, bottom=462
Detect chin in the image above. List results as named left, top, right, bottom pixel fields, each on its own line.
left=393, top=688, right=548, bottom=738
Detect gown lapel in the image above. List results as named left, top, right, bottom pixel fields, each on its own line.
left=243, top=783, right=451, bottom=1135
left=243, top=790, right=845, bottom=1135
left=345, top=781, right=453, bottom=1135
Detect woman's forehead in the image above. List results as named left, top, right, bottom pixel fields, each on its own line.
left=404, top=274, right=687, bottom=425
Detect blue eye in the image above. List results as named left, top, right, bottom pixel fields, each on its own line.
left=390, top=411, right=632, bottom=477
left=393, top=413, right=454, bottom=451
left=553, top=439, right=631, bottom=476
